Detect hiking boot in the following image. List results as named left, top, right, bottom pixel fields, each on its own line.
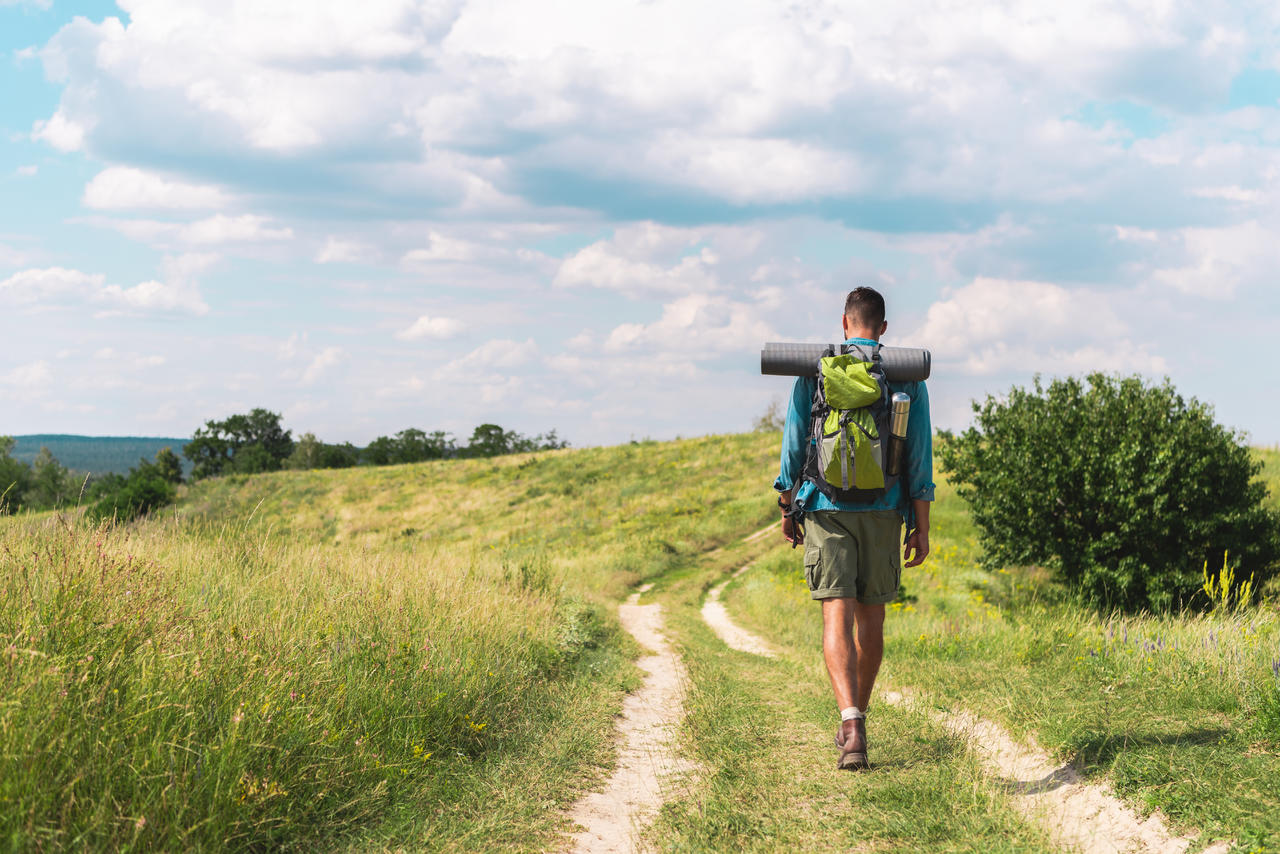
left=836, top=717, right=868, bottom=770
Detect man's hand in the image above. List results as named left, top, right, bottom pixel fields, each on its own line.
left=903, top=527, right=929, bottom=567
left=782, top=516, right=804, bottom=547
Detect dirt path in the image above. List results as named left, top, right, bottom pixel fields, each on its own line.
left=882, top=691, right=1231, bottom=854
left=699, top=564, right=1232, bottom=854
left=565, top=585, right=693, bottom=853
left=701, top=563, right=776, bottom=658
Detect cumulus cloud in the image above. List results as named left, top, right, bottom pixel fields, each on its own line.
left=83, top=167, right=232, bottom=210
left=907, top=277, right=1164, bottom=376
left=31, top=109, right=84, bottom=151
left=396, top=314, right=463, bottom=340
left=603, top=292, right=780, bottom=355
left=0, top=260, right=210, bottom=316
left=30, top=0, right=1272, bottom=224
left=1134, top=220, right=1278, bottom=298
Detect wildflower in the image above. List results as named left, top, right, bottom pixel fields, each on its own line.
left=135, top=816, right=146, bottom=832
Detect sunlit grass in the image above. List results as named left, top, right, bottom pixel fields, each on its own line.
left=725, top=451, right=1280, bottom=849
left=0, top=431, right=779, bottom=850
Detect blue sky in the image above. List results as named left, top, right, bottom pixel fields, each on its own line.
left=2, top=0, right=1279, bottom=447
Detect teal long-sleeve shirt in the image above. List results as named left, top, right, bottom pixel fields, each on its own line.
left=773, top=337, right=935, bottom=529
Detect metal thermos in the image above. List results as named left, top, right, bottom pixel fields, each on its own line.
left=886, top=393, right=911, bottom=477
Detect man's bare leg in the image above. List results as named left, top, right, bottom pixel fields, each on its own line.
left=822, top=598, right=886, bottom=756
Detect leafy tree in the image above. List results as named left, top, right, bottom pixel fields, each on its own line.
left=184, top=408, right=294, bottom=479
left=287, top=432, right=324, bottom=470
left=465, top=423, right=519, bottom=457
left=938, top=374, right=1280, bottom=612
left=361, top=435, right=397, bottom=466
left=86, top=447, right=182, bottom=523
left=461, top=424, right=567, bottom=457
left=153, top=447, right=184, bottom=485
left=0, top=436, right=32, bottom=513
left=361, top=429, right=455, bottom=465
left=288, top=434, right=360, bottom=470
left=395, top=428, right=455, bottom=462
left=230, top=443, right=276, bottom=475
left=27, top=446, right=77, bottom=509
left=318, top=441, right=359, bottom=468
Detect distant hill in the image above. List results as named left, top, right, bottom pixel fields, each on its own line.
left=9, top=434, right=193, bottom=476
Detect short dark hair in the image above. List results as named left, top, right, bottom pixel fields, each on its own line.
left=844, top=287, right=886, bottom=329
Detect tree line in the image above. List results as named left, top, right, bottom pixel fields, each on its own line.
left=0, top=409, right=567, bottom=520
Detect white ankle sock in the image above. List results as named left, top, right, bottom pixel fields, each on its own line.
left=840, top=706, right=864, bottom=721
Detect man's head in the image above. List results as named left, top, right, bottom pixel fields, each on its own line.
left=842, top=286, right=888, bottom=341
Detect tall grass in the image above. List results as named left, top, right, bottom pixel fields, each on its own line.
left=0, top=431, right=778, bottom=850
left=0, top=514, right=597, bottom=849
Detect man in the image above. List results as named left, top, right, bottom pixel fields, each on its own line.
left=773, top=286, right=933, bottom=771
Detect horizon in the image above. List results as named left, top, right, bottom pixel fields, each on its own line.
left=3, top=2, right=1280, bottom=446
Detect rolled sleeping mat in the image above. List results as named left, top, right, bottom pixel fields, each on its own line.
left=760, top=342, right=931, bottom=382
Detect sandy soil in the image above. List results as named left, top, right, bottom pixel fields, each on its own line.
left=701, top=564, right=777, bottom=658
left=565, top=585, right=694, bottom=853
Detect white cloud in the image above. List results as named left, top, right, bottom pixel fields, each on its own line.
left=15, top=165, right=38, bottom=177
left=103, top=214, right=294, bottom=247
left=31, top=109, right=84, bottom=151
left=602, top=291, right=779, bottom=355
left=316, top=236, right=378, bottom=264
left=907, top=277, right=1163, bottom=376
left=0, top=267, right=104, bottom=303
left=1139, top=220, right=1277, bottom=298
left=1, top=360, right=52, bottom=387
left=401, top=232, right=480, bottom=266
left=434, top=338, right=537, bottom=381
left=301, top=346, right=344, bottom=384
left=99, top=279, right=210, bottom=315
left=0, top=261, right=210, bottom=316
left=83, top=167, right=232, bottom=210
left=181, top=214, right=293, bottom=244
left=556, top=243, right=719, bottom=297
left=396, top=314, right=463, bottom=340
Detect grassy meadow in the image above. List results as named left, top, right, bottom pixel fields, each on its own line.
left=0, top=433, right=776, bottom=851
left=2, top=435, right=1277, bottom=851
left=719, top=446, right=1280, bottom=851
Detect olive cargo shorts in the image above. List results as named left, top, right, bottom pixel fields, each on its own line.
left=803, top=510, right=902, bottom=604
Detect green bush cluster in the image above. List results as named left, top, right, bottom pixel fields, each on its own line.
left=938, top=374, right=1280, bottom=612
left=85, top=448, right=185, bottom=523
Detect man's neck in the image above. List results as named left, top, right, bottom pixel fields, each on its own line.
left=845, top=329, right=880, bottom=342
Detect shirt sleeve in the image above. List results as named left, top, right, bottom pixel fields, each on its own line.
left=773, top=376, right=814, bottom=493
left=904, top=380, right=936, bottom=502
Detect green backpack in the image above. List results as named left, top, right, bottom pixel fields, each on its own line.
left=801, top=342, right=897, bottom=504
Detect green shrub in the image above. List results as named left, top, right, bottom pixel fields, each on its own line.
left=87, top=471, right=175, bottom=523
left=937, top=374, right=1280, bottom=612
left=86, top=450, right=183, bottom=523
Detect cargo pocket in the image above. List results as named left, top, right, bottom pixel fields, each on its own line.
left=803, top=545, right=820, bottom=592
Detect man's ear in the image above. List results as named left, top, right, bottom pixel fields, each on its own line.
left=879, top=320, right=888, bottom=338
left=841, top=314, right=850, bottom=337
